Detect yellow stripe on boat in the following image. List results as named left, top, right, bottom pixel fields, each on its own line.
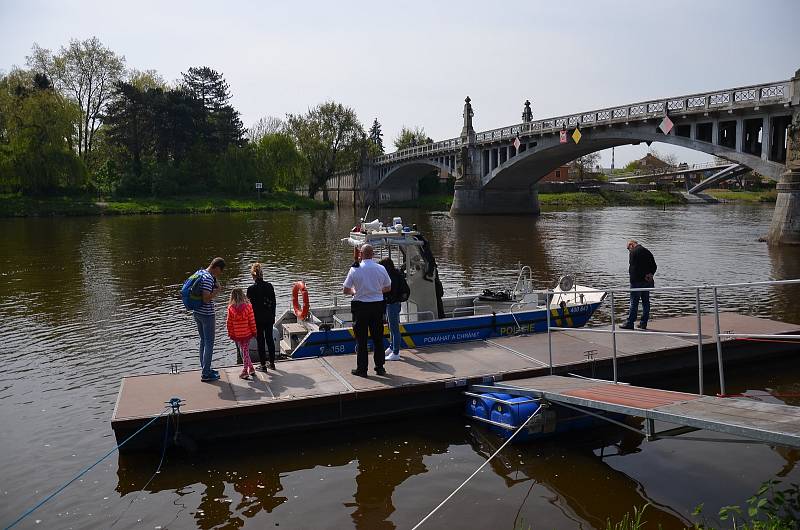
left=400, top=324, right=415, bottom=347
left=550, top=308, right=561, bottom=327
left=564, top=306, right=574, bottom=327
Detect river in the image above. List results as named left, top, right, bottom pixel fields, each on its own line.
left=1, top=203, right=799, bottom=529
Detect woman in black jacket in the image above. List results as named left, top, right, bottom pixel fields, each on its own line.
left=378, top=257, right=408, bottom=361
left=247, top=262, right=277, bottom=370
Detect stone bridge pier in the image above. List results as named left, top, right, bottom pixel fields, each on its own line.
left=451, top=97, right=541, bottom=215
left=768, top=72, right=800, bottom=245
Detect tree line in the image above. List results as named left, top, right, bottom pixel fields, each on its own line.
left=0, top=37, right=430, bottom=199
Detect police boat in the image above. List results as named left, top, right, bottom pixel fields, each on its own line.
left=273, top=218, right=606, bottom=359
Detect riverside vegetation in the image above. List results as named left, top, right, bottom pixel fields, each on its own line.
left=0, top=37, right=778, bottom=218
left=0, top=37, right=390, bottom=216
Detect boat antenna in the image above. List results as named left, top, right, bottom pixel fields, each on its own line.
left=361, top=203, right=371, bottom=223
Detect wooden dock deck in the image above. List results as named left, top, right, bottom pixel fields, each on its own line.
left=476, top=375, right=800, bottom=447
left=111, top=313, right=800, bottom=450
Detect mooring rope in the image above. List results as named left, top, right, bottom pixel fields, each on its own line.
left=411, top=409, right=540, bottom=529
left=108, top=411, right=174, bottom=529
left=3, top=406, right=171, bottom=530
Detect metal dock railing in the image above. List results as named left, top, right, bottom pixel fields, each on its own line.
left=539, top=278, right=800, bottom=396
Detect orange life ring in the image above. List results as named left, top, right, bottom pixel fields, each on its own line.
left=292, top=281, right=310, bottom=320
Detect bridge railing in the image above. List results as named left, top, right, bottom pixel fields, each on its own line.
left=373, top=78, right=792, bottom=165
left=373, top=137, right=462, bottom=165
left=474, top=79, right=791, bottom=145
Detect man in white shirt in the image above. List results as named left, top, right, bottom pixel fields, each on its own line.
left=343, top=244, right=392, bottom=376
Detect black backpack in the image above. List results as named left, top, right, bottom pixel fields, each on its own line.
left=394, top=271, right=410, bottom=303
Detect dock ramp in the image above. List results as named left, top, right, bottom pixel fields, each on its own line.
left=471, top=375, right=800, bottom=448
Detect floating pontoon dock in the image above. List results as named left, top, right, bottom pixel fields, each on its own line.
left=111, top=313, right=800, bottom=450
left=470, top=375, right=800, bottom=447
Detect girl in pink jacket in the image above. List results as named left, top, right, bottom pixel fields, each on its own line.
left=226, top=288, right=257, bottom=379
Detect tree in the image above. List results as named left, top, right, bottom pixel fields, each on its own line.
left=127, top=68, right=167, bottom=91
left=368, top=118, right=384, bottom=154
left=569, top=152, right=601, bottom=181
left=247, top=116, right=284, bottom=143
left=0, top=69, right=86, bottom=194
left=27, top=37, right=125, bottom=169
left=394, top=126, right=431, bottom=150
left=648, top=147, right=678, bottom=167
left=285, top=101, right=365, bottom=199
left=253, top=133, right=305, bottom=191
left=181, top=66, right=244, bottom=152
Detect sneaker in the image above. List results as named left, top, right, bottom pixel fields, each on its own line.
left=619, top=322, right=634, bottom=330
left=201, top=372, right=220, bottom=382
left=385, top=353, right=401, bottom=361
left=385, top=347, right=393, bottom=356
left=351, top=369, right=368, bottom=377
left=269, top=363, right=276, bottom=370
left=375, top=366, right=387, bottom=376
left=256, top=365, right=268, bottom=372
left=637, top=322, right=648, bottom=330
left=211, top=369, right=220, bottom=376
left=239, top=372, right=250, bottom=380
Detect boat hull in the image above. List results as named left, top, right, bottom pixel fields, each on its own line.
left=290, top=301, right=602, bottom=358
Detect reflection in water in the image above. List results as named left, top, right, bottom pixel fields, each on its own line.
left=115, top=418, right=457, bottom=529
left=466, top=423, right=689, bottom=529
left=1, top=204, right=800, bottom=529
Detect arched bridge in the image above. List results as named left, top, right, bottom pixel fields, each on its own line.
left=327, top=68, right=800, bottom=244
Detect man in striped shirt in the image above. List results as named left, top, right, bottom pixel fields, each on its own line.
left=195, top=257, right=225, bottom=382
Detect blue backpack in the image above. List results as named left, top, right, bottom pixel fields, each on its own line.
left=181, top=269, right=206, bottom=310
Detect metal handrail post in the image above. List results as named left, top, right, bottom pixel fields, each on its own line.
left=547, top=293, right=553, bottom=374
left=712, top=287, right=726, bottom=395
left=695, top=288, right=704, bottom=395
left=610, top=291, right=618, bottom=384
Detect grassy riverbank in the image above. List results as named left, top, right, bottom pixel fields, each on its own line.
left=540, top=190, right=685, bottom=207
left=385, top=190, right=685, bottom=210
left=383, top=194, right=454, bottom=209
left=704, top=189, right=778, bottom=203
left=0, top=192, right=332, bottom=217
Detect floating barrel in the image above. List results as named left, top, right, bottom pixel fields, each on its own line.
left=465, top=393, right=513, bottom=428
left=490, top=397, right=543, bottom=441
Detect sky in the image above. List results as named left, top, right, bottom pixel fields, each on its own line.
left=2, top=0, right=799, bottom=167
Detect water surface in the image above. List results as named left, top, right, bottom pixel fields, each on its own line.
left=1, top=203, right=798, bottom=529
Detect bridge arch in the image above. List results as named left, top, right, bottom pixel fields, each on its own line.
left=377, top=159, right=460, bottom=189
left=482, top=123, right=786, bottom=190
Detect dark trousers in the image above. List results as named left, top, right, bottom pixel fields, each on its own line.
left=627, top=280, right=653, bottom=325
left=255, top=320, right=275, bottom=366
left=352, top=300, right=386, bottom=373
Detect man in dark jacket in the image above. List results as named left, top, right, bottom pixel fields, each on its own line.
left=621, top=240, right=657, bottom=330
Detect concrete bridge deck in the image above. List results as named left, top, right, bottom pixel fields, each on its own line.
left=111, top=313, right=800, bottom=450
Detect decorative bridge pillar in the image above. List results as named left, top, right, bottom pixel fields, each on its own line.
left=768, top=69, right=800, bottom=245
left=450, top=96, right=541, bottom=215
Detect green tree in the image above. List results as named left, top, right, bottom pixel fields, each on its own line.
left=254, top=133, right=305, bottom=191
left=394, top=125, right=431, bottom=150
left=27, top=37, right=125, bottom=169
left=180, top=66, right=243, bottom=152
left=247, top=116, right=283, bottom=143
left=368, top=118, right=384, bottom=154
left=0, top=70, right=86, bottom=194
left=127, top=68, right=167, bottom=91
left=285, top=101, right=365, bottom=199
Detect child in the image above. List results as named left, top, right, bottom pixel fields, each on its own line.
left=226, top=288, right=257, bottom=379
